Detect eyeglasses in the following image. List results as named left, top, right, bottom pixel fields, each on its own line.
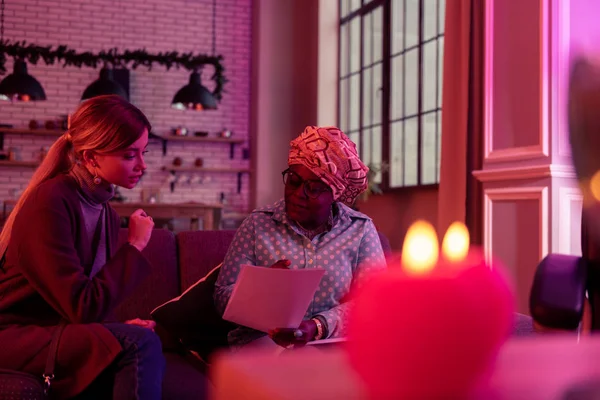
left=282, top=169, right=331, bottom=199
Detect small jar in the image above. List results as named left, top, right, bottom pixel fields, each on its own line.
left=172, top=126, right=188, bottom=136
left=219, top=129, right=232, bottom=138
left=7, top=147, right=17, bottom=161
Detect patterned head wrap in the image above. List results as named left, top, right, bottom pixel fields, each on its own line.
left=288, top=126, right=369, bottom=206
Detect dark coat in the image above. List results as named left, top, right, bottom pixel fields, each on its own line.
left=0, top=174, right=151, bottom=398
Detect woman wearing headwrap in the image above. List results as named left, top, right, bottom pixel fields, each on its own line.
left=214, top=126, right=387, bottom=349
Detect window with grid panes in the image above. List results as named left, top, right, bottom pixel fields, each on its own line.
left=338, top=0, right=445, bottom=189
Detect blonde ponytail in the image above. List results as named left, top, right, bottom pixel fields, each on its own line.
left=0, top=134, right=73, bottom=257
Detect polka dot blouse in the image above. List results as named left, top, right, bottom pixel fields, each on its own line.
left=214, top=198, right=387, bottom=346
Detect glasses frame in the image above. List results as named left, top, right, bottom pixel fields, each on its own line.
left=282, top=168, right=331, bottom=199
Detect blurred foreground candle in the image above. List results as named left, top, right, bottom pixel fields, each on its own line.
left=346, top=221, right=514, bottom=399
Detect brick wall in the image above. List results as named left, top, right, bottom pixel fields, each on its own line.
left=0, top=0, right=252, bottom=222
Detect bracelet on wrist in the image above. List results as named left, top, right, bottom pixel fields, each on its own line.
left=312, top=317, right=324, bottom=340
left=315, top=315, right=329, bottom=338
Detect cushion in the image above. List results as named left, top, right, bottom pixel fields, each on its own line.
left=177, top=230, right=237, bottom=290
left=152, top=231, right=237, bottom=360
left=151, top=263, right=236, bottom=361
left=113, top=228, right=180, bottom=322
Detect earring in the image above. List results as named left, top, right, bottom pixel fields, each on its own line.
left=91, top=162, right=101, bottom=185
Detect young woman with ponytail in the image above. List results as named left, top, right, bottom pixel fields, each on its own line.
left=0, top=95, right=165, bottom=399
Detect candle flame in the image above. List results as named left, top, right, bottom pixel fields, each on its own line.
left=401, top=220, right=439, bottom=275
left=442, top=222, right=470, bottom=262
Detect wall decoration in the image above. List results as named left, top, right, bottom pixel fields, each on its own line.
left=0, top=40, right=227, bottom=101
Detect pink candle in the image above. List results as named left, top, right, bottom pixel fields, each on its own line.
left=345, top=221, right=514, bottom=399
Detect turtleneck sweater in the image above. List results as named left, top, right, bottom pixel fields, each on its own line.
left=68, top=164, right=114, bottom=277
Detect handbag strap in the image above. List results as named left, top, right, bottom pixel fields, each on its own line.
left=43, top=321, right=67, bottom=394
left=0, top=250, right=67, bottom=394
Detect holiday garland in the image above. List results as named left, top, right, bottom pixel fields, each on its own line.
left=0, top=40, right=227, bottom=100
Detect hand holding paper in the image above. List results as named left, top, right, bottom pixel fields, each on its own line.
left=269, top=319, right=318, bottom=347
left=222, top=264, right=325, bottom=333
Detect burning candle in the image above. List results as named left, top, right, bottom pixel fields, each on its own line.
left=400, top=220, right=439, bottom=275
left=442, top=221, right=470, bottom=262
left=346, top=221, right=514, bottom=399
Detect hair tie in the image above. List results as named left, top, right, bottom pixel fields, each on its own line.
left=63, top=132, right=73, bottom=142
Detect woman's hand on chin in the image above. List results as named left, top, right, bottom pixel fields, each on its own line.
left=268, top=319, right=317, bottom=348
left=125, top=318, right=156, bottom=332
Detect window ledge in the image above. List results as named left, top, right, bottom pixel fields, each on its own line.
left=379, top=183, right=439, bottom=194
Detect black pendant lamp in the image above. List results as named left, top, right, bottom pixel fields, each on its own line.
left=81, top=67, right=128, bottom=101
left=0, top=59, right=46, bottom=102
left=171, top=0, right=218, bottom=111
left=171, top=70, right=217, bottom=110
left=0, top=0, right=46, bottom=102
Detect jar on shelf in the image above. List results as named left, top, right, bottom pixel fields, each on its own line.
left=219, top=128, right=232, bottom=138
left=172, top=126, right=188, bottom=136
left=7, top=147, right=18, bottom=161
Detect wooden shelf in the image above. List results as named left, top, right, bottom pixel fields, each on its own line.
left=162, top=166, right=251, bottom=193
left=0, top=160, right=39, bottom=168
left=158, top=135, right=244, bottom=144
left=0, top=128, right=64, bottom=137
left=149, top=133, right=245, bottom=157
left=0, top=128, right=64, bottom=154
left=162, top=166, right=251, bottom=173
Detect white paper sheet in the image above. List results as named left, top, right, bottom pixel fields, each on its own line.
left=222, top=265, right=326, bottom=333
left=306, top=337, right=347, bottom=346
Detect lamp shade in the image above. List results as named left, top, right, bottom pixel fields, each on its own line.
left=171, top=71, right=217, bottom=111
left=81, top=67, right=128, bottom=101
left=0, top=59, right=46, bottom=102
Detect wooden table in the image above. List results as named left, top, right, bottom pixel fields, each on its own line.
left=211, top=335, right=600, bottom=399
left=3, top=200, right=224, bottom=230
left=110, top=202, right=223, bottom=230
